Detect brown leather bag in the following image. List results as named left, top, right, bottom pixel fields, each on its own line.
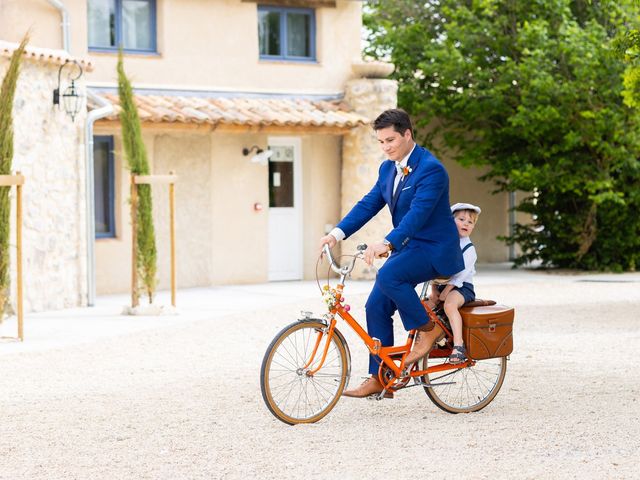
left=460, top=303, right=514, bottom=360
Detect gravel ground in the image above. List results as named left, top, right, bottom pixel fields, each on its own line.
left=0, top=275, right=639, bottom=479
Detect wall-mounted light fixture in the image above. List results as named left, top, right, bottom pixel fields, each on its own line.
left=53, top=60, right=83, bottom=121
left=242, top=145, right=273, bottom=165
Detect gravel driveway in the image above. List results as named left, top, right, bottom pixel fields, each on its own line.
left=0, top=274, right=639, bottom=479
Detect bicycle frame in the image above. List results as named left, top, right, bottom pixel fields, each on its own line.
left=307, top=245, right=473, bottom=393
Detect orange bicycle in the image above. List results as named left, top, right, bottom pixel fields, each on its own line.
left=261, top=244, right=511, bottom=425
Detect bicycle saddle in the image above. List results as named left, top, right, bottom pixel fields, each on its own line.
left=462, top=299, right=497, bottom=307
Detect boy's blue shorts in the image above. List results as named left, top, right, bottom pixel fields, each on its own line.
left=437, top=282, right=476, bottom=304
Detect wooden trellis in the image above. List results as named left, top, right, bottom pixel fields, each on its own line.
left=130, top=171, right=178, bottom=308
left=0, top=172, right=24, bottom=341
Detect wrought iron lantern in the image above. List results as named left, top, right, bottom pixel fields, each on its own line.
left=53, top=60, right=84, bottom=121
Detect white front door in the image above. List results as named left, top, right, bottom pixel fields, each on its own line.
left=267, top=137, right=303, bottom=281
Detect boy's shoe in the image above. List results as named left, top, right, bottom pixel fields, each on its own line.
left=448, top=344, right=467, bottom=365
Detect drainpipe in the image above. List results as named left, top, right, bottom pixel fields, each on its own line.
left=508, top=191, right=516, bottom=261
left=85, top=90, right=114, bottom=306
left=46, top=0, right=70, bottom=52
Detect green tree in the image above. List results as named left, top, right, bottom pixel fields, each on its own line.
left=614, top=20, right=640, bottom=108
left=117, top=51, right=157, bottom=303
left=0, top=33, right=28, bottom=318
left=365, top=0, right=640, bottom=271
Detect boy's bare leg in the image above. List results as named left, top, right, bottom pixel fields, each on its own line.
left=443, top=291, right=465, bottom=347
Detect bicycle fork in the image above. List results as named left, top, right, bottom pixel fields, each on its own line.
left=300, top=317, right=337, bottom=376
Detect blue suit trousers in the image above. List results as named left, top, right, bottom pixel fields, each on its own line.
left=364, top=244, right=439, bottom=374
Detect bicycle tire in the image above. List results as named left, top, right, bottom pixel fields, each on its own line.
left=261, top=320, right=349, bottom=425
left=420, top=353, right=507, bottom=414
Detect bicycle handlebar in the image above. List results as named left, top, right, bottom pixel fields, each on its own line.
left=322, top=243, right=380, bottom=277
left=322, top=244, right=351, bottom=275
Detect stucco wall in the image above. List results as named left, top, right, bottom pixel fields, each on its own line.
left=153, top=133, right=212, bottom=289
left=301, top=134, right=342, bottom=279
left=441, top=157, right=510, bottom=263
left=0, top=1, right=63, bottom=50
left=209, top=132, right=269, bottom=285
left=0, top=0, right=363, bottom=94
left=2, top=58, right=88, bottom=312
left=94, top=129, right=216, bottom=295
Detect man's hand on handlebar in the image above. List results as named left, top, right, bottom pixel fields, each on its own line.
left=363, top=242, right=391, bottom=266
left=318, top=234, right=337, bottom=256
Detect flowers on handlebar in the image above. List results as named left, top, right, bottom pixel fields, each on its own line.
left=322, top=285, right=343, bottom=311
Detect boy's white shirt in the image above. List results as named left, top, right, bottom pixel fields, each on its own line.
left=449, top=236, right=476, bottom=288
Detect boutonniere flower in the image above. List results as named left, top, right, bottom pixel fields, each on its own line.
left=402, top=166, right=412, bottom=177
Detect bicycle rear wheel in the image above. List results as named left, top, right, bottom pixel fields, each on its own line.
left=420, top=353, right=507, bottom=414
left=261, top=320, right=349, bottom=425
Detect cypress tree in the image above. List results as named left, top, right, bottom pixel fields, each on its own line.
left=0, top=33, right=28, bottom=319
left=117, top=50, right=157, bottom=303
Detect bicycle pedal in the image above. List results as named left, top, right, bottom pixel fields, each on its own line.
left=367, top=391, right=394, bottom=401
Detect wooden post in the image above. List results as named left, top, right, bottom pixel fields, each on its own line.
left=16, top=172, right=23, bottom=341
left=169, top=171, right=176, bottom=307
left=0, top=172, right=25, bottom=341
left=130, top=174, right=139, bottom=308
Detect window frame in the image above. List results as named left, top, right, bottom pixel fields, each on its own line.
left=88, top=0, right=158, bottom=54
left=258, top=5, right=316, bottom=62
left=94, top=135, right=117, bottom=239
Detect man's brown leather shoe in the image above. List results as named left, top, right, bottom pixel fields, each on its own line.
left=404, top=322, right=444, bottom=366
left=342, top=376, right=393, bottom=399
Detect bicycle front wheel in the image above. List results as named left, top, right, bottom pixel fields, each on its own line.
left=261, top=320, right=349, bottom=425
left=420, top=354, right=507, bottom=414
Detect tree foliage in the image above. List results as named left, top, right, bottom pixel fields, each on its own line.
left=117, top=51, right=157, bottom=302
left=365, top=0, right=640, bottom=271
left=613, top=6, right=640, bottom=108
left=0, top=33, right=28, bottom=318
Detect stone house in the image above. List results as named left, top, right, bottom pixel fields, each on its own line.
left=1, top=0, right=511, bottom=312
left=0, top=42, right=92, bottom=312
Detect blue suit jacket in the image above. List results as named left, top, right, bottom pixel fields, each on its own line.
left=337, top=145, right=464, bottom=277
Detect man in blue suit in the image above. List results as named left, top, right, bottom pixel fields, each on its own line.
left=319, top=109, right=464, bottom=398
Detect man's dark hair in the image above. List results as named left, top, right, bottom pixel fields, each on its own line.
left=373, top=108, right=413, bottom=137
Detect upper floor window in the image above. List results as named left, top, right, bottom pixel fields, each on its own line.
left=258, top=6, right=316, bottom=62
left=88, top=0, right=157, bottom=53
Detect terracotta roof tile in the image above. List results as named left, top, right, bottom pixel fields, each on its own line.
left=0, top=40, right=94, bottom=72
left=90, top=90, right=369, bottom=129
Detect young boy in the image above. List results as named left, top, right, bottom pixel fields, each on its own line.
left=429, top=203, right=481, bottom=364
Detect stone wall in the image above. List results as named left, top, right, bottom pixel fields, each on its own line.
left=341, top=76, right=398, bottom=279
left=1, top=58, right=88, bottom=312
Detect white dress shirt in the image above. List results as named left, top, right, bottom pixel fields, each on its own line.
left=393, top=144, right=415, bottom=194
